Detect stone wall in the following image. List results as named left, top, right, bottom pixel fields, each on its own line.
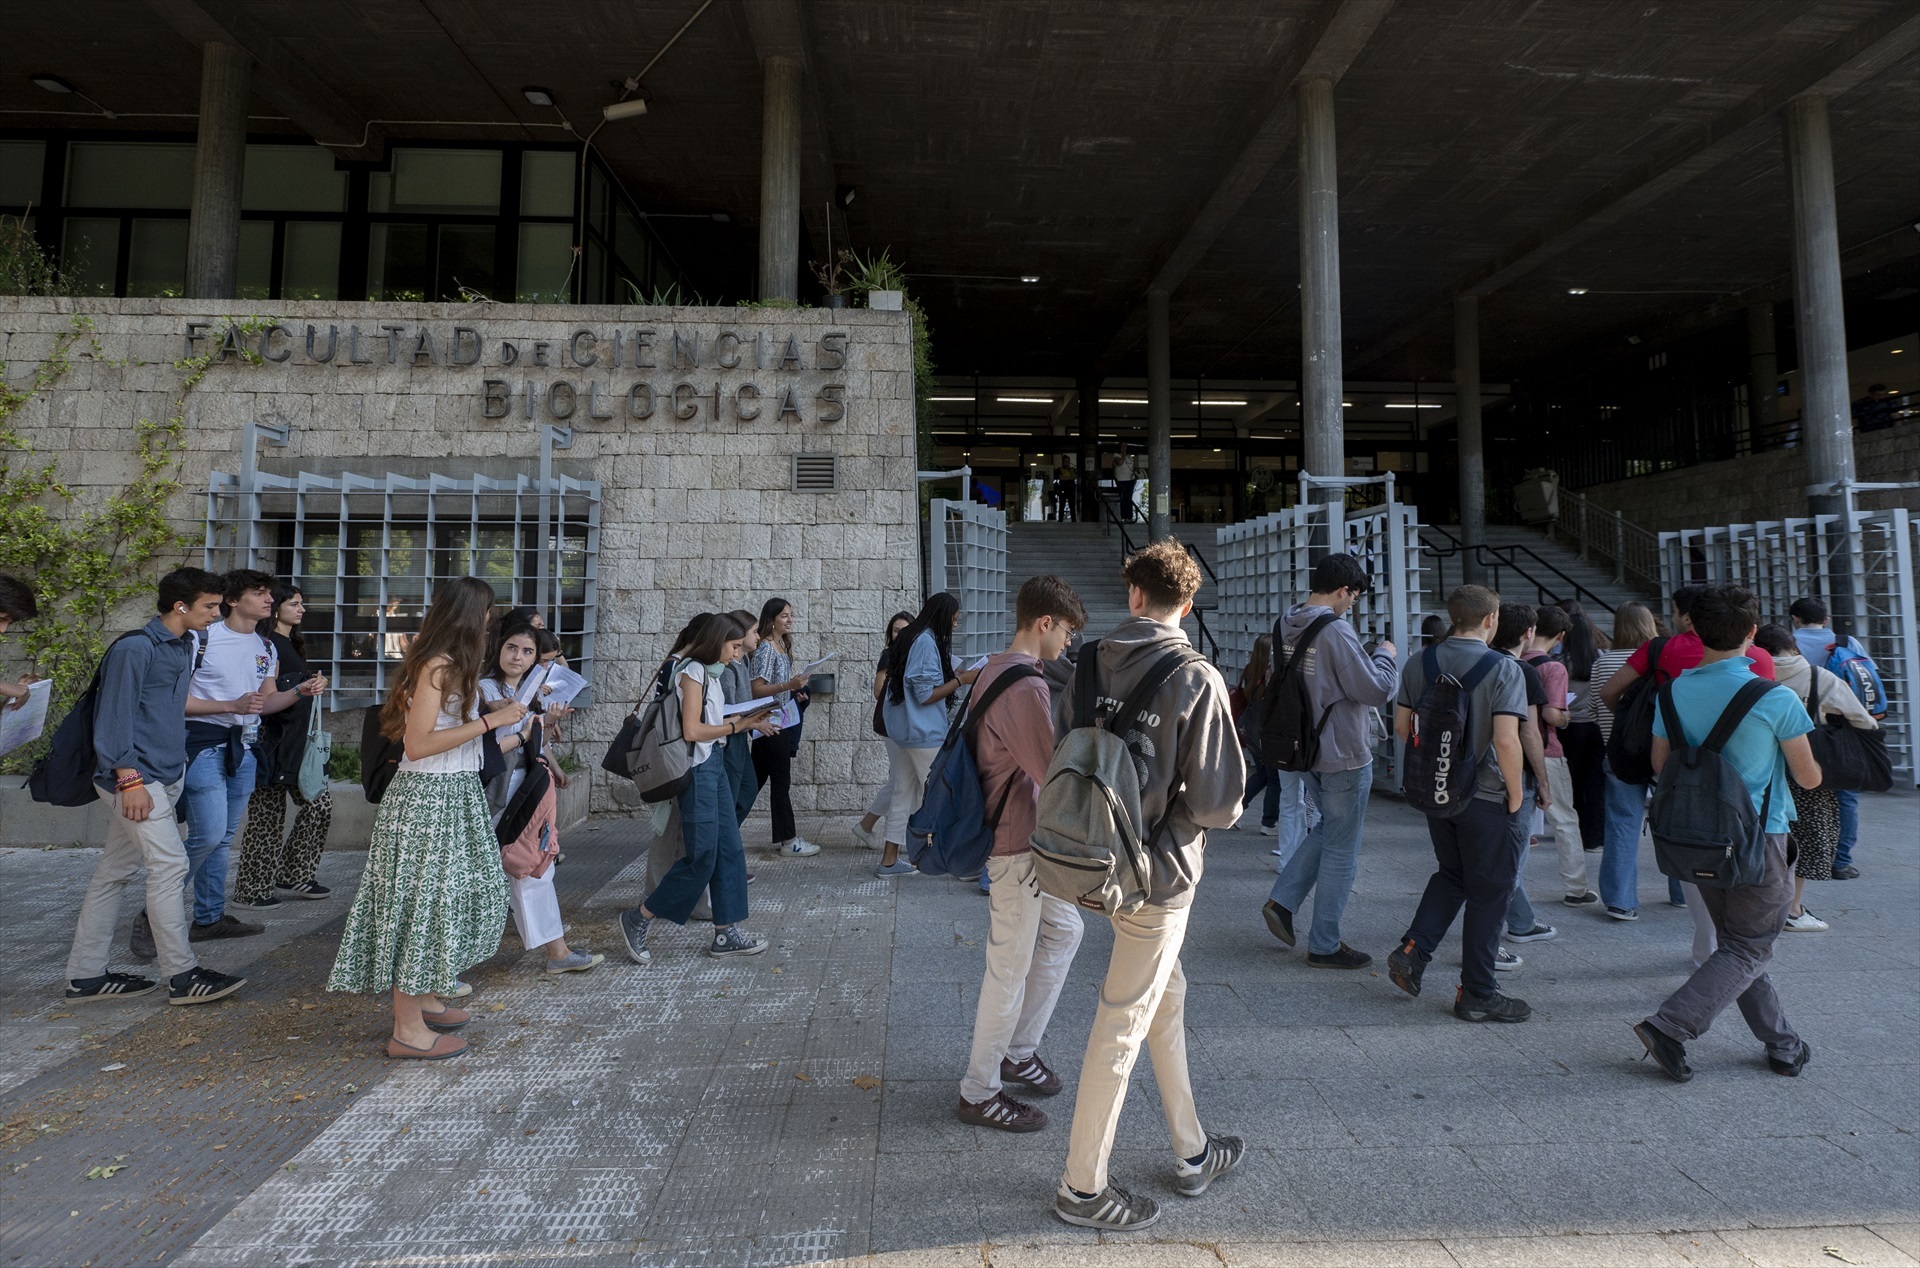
left=1574, top=420, right=1920, bottom=532
left=0, top=298, right=920, bottom=817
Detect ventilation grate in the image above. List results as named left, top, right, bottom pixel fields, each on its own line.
left=791, top=453, right=838, bottom=492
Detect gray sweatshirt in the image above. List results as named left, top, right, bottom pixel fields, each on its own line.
left=1054, top=617, right=1247, bottom=909
left=1277, top=603, right=1399, bottom=773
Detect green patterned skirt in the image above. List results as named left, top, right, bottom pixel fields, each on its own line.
left=326, top=769, right=509, bottom=996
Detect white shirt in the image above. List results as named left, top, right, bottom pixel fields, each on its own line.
left=191, top=621, right=278, bottom=735
left=679, top=661, right=726, bottom=766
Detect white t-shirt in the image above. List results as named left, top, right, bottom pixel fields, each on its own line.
left=192, top=621, right=279, bottom=736
left=679, top=661, right=726, bottom=766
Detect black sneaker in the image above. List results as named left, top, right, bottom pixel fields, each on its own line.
left=230, top=893, right=284, bottom=910
left=1605, top=905, right=1639, bottom=921
left=65, top=972, right=158, bottom=1003
left=1054, top=1181, right=1160, bottom=1231
left=129, top=911, right=156, bottom=962
left=1633, top=1021, right=1692, bottom=1081
left=168, top=967, right=246, bottom=1006
left=620, top=908, right=652, bottom=964
left=1831, top=865, right=1860, bottom=880
left=1387, top=939, right=1426, bottom=997
left=1768, top=1041, right=1812, bottom=1077
left=955, top=1091, right=1047, bottom=1133
left=189, top=913, right=265, bottom=941
left=1454, top=987, right=1530, bottom=1023
left=1172, top=1132, right=1245, bottom=1196
left=1306, top=943, right=1372, bottom=970
left=1507, top=923, right=1557, bottom=943
left=1562, top=890, right=1600, bottom=907
left=1261, top=900, right=1296, bottom=948
left=277, top=880, right=332, bottom=900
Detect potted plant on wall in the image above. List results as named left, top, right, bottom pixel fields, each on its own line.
left=813, top=249, right=850, bottom=308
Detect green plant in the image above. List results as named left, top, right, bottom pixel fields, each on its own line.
left=553, top=748, right=583, bottom=775
left=734, top=296, right=803, bottom=310
left=630, top=279, right=706, bottom=307
left=326, top=743, right=362, bottom=784
left=844, top=248, right=936, bottom=468
left=0, top=211, right=80, bottom=297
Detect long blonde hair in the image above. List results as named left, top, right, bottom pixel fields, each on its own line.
left=1611, top=600, right=1660, bottom=650
left=379, top=576, right=496, bottom=739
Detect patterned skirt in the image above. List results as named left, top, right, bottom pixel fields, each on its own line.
left=326, top=770, right=509, bottom=996
left=1789, top=783, right=1840, bottom=881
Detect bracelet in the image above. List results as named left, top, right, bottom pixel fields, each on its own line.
left=115, top=774, right=143, bottom=791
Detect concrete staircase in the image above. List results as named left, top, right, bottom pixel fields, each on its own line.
left=1005, top=521, right=1223, bottom=655
left=1419, top=523, right=1658, bottom=620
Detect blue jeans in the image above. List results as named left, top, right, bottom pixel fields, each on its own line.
left=1834, top=790, right=1858, bottom=869
left=181, top=745, right=257, bottom=925
left=1243, top=756, right=1283, bottom=827
left=647, top=753, right=749, bottom=928
left=1599, top=765, right=1684, bottom=911
left=1506, top=800, right=1538, bottom=935
left=1268, top=764, right=1372, bottom=955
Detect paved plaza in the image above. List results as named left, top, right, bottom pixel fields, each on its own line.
left=1, top=788, right=1915, bottom=1267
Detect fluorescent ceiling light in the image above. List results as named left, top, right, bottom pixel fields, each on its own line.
left=32, top=74, right=75, bottom=93
left=997, top=396, right=1052, bottom=404
left=929, top=395, right=975, bottom=402
left=1019, top=275, right=1040, bottom=283
left=985, top=431, right=1032, bottom=437
left=1567, top=287, right=1589, bottom=295
left=1101, top=397, right=1149, bottom=405
left=1383, top=403, right=1444, bottom=409
left=1892, top=348, right=1906, bottom=354
left=523, top=86, right=555, bottom=106
left=1196, top=399, right=1248, bottom=406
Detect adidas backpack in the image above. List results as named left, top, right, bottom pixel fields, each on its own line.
left=1258, top=612, right=1339, bottom=772
left=1029, top=641, right=1201, bottom=916
left=907, top=662, right=1043, bottom=877
left=1647, top=678, right=1776, bottom=889
left=1606, top=636, right=1668, bottom=786
left=1401, top=645, right=1504, bottom=820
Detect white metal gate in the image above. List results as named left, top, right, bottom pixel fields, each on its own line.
left=927, top=498, right=1009, bottom=661
left=1658, top=507, right=1917, bottom=786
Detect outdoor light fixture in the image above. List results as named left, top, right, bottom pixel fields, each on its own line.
left=602, top=98, right=649, bottom=122
left=837, top=185, right=857, bottom=208
left=31, top=74, right=74, bottom=93
left=1020, top=275, right=1040, bottom=283
left=1892, top=348, right=1906, bottom=354
left=1567, top=287, right=1589, bottom=294
left=523, top=87, right=555, bottom=106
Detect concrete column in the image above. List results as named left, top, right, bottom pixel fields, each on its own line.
left=1298, top=75, right=1344, bottom=539
left=1784, top=95, right=1857, bottom=633
left=185, top=42, right=250, bottom=300
left=1745, top=302, right=1780, bottom=452
left=1454, top=294, right=1487, bottom=585
left=757, top=54, right=802, bottom=302
left=1147, top=287, right=1173, bottom=542
left=1077, top=372, right=1101, bottom=522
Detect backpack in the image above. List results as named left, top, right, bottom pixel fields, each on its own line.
left=1605, top=636, right=1669, bottom=785
left=906, top=663, right=1044, bottom=877
left=1648, top=679, right=1777, bottom=889
left=360, top=704, right=403, bottom=803
left=1823, top=642, right=1887, bottom=718
left=1258, top=613, right=1340, bottom=771
left=1030, top=641, right=1202, bottom=916
left=500, top=783, right=560, bottom=880
left=1803, top=672, right=1894, bottom=794
left=28, top=631, right=145, bottom=807
left=625, top=659, right=700, bottom=803
left=1401, top=645, right=1504, bottom=819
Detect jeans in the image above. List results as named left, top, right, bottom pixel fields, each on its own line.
left=1599, top=765, right=1650, bottom=912
left=1403, top=797, right=1523, bottom=998
left=1243, top=756, right=1282, bottom=827
left=723, top=732, right=758, bottom=824
left=1507, top=786, right=1539, bottom=935
left=1273, top=771, right=1315, bottom=871
left=180, top=745, right=258, bottom=925
left=1834, top=790, right=1858, bottom=869
left=646, top=754, right=749, bottom=927
left=1269, top=764, right=1372, bottom=955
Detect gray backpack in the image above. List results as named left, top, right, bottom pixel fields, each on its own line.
left=627, top=658, right=698, bottom=803
left=1030, top=642, right=1200, bottom=916
left=1648, top=678, right=1776, bottom=889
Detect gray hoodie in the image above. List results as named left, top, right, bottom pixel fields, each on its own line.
left=1278, top=603, right=1399, bottom=773
left=1054, top=617, right=1247, bottom=909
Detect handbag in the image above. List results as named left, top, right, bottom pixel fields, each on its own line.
left=1805, top=673, right=1893, bottom=794
left=626, top=659, right=699, bottom=802
left=296, top=702, right=332, bottom=800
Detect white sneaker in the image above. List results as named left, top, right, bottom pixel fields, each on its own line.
left=1494, top=947, right=1523, bottom=971
left=1259, top=824, right=1276, bottom=837
left=781, top=837, right=821, bottom=857
left=1784, top=909, right=1829, bottom=932
left=849, top=820, right=880, bottom=850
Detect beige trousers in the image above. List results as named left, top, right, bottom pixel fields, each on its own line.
left=959, top=852, right=1085, bottom=1104
left=67, top=781, right=197, bottom=981
left=1062, top=901, right=1205, bottom=1195
left=1543, top=756, right=1588, bottom=893
left=883, top=740, right=939, bottom=847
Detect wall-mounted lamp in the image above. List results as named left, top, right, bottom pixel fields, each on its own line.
left=523, top=86, right=556, bottom=106
left=602, top=98, right=649, bottom=122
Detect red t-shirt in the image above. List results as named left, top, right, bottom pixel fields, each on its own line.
left=1625, top=631, right=1775, bottom=682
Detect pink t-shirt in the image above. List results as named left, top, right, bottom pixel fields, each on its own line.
left=970, top=651, right=1057, bottom=857
left=1527, top=653, right=1569, bottom=760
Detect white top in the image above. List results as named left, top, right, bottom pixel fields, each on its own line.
left=192, top=621, right=278, bottom=734
left=679, top=661, right=726, bottom=766
left=478, top=677, right=535, bottom=817
left=398, top=693, right=483, bottom=774
left=1771, top=654, right=1879, bottom=730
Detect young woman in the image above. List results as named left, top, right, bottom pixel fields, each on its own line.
left=1236, top=635, right=1282, bottom=834
left=619, top=613, right=779, bottom=962
left=327, top=577, right=526, bottom=1060
left=851, top=610, right=915, bottom=849
left=722, top=610, right=765, bottom=826
left=480, top=623, right=599, bottom=974
left=1556, top=599, right=1609, bottom=854
left=876, top=592, right=978, bottom=877
left=749, top=597, right=818, bottom=857
left=233, top=583, right=333, bottom=909
left=1593, top=601, right=1689, bottom=920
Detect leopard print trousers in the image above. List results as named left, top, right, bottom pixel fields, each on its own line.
left=234, top=784, right=333, bottom=903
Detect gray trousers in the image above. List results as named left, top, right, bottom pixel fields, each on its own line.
left=1649, top=832, right=1801, bottom=1061
left=66, top=781, right=197, bottom=982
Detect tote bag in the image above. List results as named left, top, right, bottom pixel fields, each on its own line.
left=296, top=702, right=332, bottom=800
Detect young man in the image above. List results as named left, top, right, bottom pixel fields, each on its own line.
left=1524, top=607, right=1596, bottom=906
left=1259, top=553, right=1398, bottom=968
left=956, top=575, right=1088, bottom=1132
left=1789, top=596, right=1884, bottom=880
left=1386, top=585, right=1532, bottom=1023
left=1633, top=585, right=1820, bottom=1082
left=0, top=574, right=38, bottom=710
left=1054, top=539, right=1246, bottom=1232
left=66, top=568, right=247, bottom=1006
left=1492, top=604, right=1557, bottom=953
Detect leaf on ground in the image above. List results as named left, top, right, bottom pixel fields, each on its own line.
left=792, top=1072, right=811, bottom=1082
left=177, top=1037, right=200, bottom=1049
left=300, top=1003, right=318, bottom=1010
left=851, top=1075, right=882, bottom=1091
left=98, top=1063, right=127, bottom=1073
left=489, top=1003, right=506, bottom=1012
left=1823, top=1250, right=1863, bottom=1265
left=83, top=1164, right=124, bottom=1180
left=47, top=1013, right=71, bottom=1020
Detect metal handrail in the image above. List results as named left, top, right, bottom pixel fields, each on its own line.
left=1100, top=498, right=1221, bottom=661
left=1189, top=604, right=1221, bottom=663
left=1548, top=487, right=1662, bottom=595
left=1426, top=526, right=1617, bottom=616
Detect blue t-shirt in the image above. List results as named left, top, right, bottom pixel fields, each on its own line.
left=1651, top=656, right=1812, bottom=834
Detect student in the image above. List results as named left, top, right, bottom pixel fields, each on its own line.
left=1052, top=464, right=1077, bottom=522
left=1053, top=540, right=1246, bottom=1233
left=65, top=568, right=247, bottom=1006
left=327, top=577, right=525, bottom=1059
left=1491, top=604, right=1557, bottom=954
left=1753, top=624, right=1876, bottom=934
left=1386, top=585, right=1530, bottom=1022
left=877, top=592, right=978, bottom=878
left=232, top=583, right=333, bottom=910
left=1260, top=553, right=1398, bottom=969
left=1788, top=597, right=1883, bottom=881
left=1556, top=600, right=1609, bottom=856
left=1235, top=635, right=1284, bottom=839
left=1633, top=586, right=1819, bottom=1082
left=0, top=574, right=37, bottom=707
left=852, top=611, right=916, bottom=849
left=1113, top=451, right=1137, bottom=521
left=1524, top=606, right=1595, bottom=906
left=619, top=613, right=779, bottom=963
left=480, top=623, right=601, bottom=974
left=1592, top=601, right=1679, bottom=921
left=749, top=597, right=820, bottom=858
left=722, top=609, right=766, bottom=825
left=1419, top=613, right=1448, bottom=648
left=956, top=576, right=1088, bottom=1132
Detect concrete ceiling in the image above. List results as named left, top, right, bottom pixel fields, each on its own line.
left=4, top=0, right=1917, bottom=384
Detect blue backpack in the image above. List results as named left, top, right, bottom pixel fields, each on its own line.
left=907, top=663, right=1044, bottom=878
left=1823, top=642, right=1887, bottom=718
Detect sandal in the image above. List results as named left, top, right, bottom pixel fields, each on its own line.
left=386, top=1032, right=467, bottom=1061
left=420, top=1005, right=470, bottom=1032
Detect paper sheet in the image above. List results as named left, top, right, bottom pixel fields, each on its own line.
left=723, top=696, right=778, bottom=718
left=796, top=652, right=839, bottom=675
left=0, top=679, right=51, bottom=757
left=530, top=664, right=589, bottom=710
left=964, top=655, right=990, bottom=672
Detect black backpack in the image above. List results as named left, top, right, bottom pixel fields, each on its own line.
left=1259, top=613, right=1340, bottom=771
left=28, top=632, right=146, bottom=807
left=1803, top=673, right=1894, bottom=794
left=1606, top=636, right=1668, bottom=785
left=495, top=719, right=555, bottom=845
left=1402, top=645, right=1504, bottom=820
left=1648, top=679, right=1777, bottom=889
left=360, top=704, right=403, bottom=803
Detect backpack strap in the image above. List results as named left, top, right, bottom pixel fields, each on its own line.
left=1645, top=636, right=1668, bottom=683
left=1071, top=640, right=1103, bottom=730
left=1461, top=649, right=1503, bottom=692
left=1109, top=649, right=1201, bottom=739
left=1271, top=612, right=1339, bottom=689
left=1805, top=668, right=1822, bottom=720
left=1420, top=644, right=1440, bottom=687
left=1657, top=681, right=1686, bottom=749
left=1700, top=678, right=1777, bottom=754
left=960, top=663, right=1042, bottom=739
